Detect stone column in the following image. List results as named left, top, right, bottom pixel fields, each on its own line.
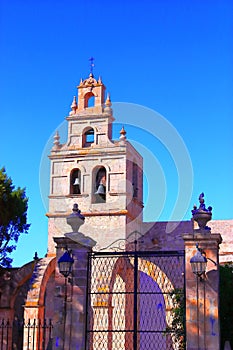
left=53, top=235, right=94, bottom=350
left=184, top=230, right=222, bottom=350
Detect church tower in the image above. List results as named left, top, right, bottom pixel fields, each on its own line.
left=47, top=72, right=143, bottom=254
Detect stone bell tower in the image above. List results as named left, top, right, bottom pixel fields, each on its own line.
left=47, top=72, right=143, bottom=255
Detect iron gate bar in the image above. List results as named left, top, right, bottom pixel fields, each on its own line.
left=32, top=319, right=36, bottom=349
left=87, top=330, right=177, bottom=333
left=0, top=319, right=53, bottom=350
left=89, top=250, right=185, bottom=257
left=85, top=244, right=92, bottom=350
left=134, top=253, right=138, bottom=350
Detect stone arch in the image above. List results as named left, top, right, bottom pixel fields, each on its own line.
left=92, top=165, right=107, bottom=203
left=0, top=261, right=35, bottom=311
left=67, top=163, right=86, bottom=175
left=84, top=91, right=97, bottom=108
left=77, top=164, right=87, bottom=173
left=0, top=261, right=37, bottom=349
left=109, top=256, right=174, bottom=302
left=82, top=126, right=95, bottom=147
left=108, top=257, right=134, bottom=350
left=107, top=256, right=175, bottom=349
left=70, top=168, right=81, bottom=194
left=137, top=257, right=174, bottom=325
left=24, top=256, right=56, bottom=319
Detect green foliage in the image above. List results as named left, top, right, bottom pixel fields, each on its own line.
left=166, top=288, right=185, bottom=350
left=220, top=264, right=233, bottom=349
left=0, top=167, right=30, bottom=267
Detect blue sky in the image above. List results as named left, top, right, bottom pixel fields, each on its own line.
left=0, top=0, right=232, bottom=266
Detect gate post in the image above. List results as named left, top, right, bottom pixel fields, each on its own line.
left=183, top=230, right=222, bottom=350
left=23, top=305, right=45, bottom=349
left=53, top=235, right=95, bottom=350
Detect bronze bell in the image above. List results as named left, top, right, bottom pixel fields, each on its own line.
left=73, top=178, right=80, bottom=186
left=95, top=183, right=106, bottom=195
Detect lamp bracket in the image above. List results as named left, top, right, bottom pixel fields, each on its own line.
left=195, top=243, right=217, bottom=266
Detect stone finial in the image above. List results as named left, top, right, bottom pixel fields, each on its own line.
left=98, top=76, right=102, bottom=84
left=69, top=96, right=77, bottom=115
left=192, top=193, right=212, bottom=231
left=120, top=126, right=126, bottom=136
left=53, top=131, right=60, bottom=149
left=65, top=203, right=96, bottom=248
left=119, top=126, right=127, bottom=142
left=33, top=252, right=39, bottom=260
left=79, top=73, right=97, bottom=87
left=104, top=93, right=113, bottom=115
left=66, top=203, right=85, bottom=232
left=105, top=93, right=112, bottom=107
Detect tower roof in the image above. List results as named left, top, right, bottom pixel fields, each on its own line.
left=78, top=73, right=104, bottom=89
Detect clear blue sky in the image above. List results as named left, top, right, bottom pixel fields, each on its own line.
left=0, top=0, right=232, bottom=266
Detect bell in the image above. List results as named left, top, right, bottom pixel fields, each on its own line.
left=95, top=183, right=106, bottom=195
left=73, top=178, right=80, bottom=186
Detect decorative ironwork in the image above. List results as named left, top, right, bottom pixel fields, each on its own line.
left=89, top=57, right=95, bottom=74
left=0, top=318, right=52, bottom=350
left=86, top=250, right=185, bottom=350
left=95, top=231, right=144, bottom=253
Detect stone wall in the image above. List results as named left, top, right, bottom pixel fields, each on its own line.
left=209, top=220, right=233, bottom=264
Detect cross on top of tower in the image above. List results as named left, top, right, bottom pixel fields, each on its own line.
left=89, top=57, right=95, bottom=75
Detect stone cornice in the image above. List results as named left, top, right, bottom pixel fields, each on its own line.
left=66, top=113, right=115, bottom=122
left=46, top=209, right=128, bottom=218
left=49, top=147, right=127, bottom=159
left=183, top=232, right=222, bottom=245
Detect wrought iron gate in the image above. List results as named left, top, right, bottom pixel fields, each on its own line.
left=86, top=251, right=185, bottom=350
left=0, top=318, right=52, bottom=350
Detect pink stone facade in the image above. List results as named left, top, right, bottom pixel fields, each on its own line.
left=184, top=232, right=222, bottom=350
left=209, top=220, right=233, bottom=264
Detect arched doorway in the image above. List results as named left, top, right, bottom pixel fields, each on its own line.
left=86, top=251, right=185, bottom=350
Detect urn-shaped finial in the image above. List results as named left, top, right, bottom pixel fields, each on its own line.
left=66, top=203, right=85, bottom=232
left=192, top=193, right=212, bottom=231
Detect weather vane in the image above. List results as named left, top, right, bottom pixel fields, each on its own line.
left=89, top=57, right=95, bottom=74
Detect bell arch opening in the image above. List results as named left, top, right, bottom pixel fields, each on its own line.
left=84, top=91, right=95, bottom=108
left=93, top=166, right=107, bottom=203
left=70, top=168, right=81, bottom=195
left=83, top=127, right=95, bottom=147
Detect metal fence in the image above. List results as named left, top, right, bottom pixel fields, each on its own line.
left=86, top=250, right=185, bottom=350
left=0, top=318, right=52, bottom=350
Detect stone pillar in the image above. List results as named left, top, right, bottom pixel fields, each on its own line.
left=53, top=235, right=93, bottom=350
left=184, top=230, right=222, bottom=350
left=23, top=305, right=45, bottom=349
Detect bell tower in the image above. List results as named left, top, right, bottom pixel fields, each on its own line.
left=47, top=72, right=143, bottom=255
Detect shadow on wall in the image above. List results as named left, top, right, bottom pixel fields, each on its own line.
left=220, top=264, right=233, bottom=350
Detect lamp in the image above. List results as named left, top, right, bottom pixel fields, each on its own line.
left=58, top=250, right=74, bottom=278
left=190, top=247, right=207, bottom=278
left=190, top=245, right=208, bottom=350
